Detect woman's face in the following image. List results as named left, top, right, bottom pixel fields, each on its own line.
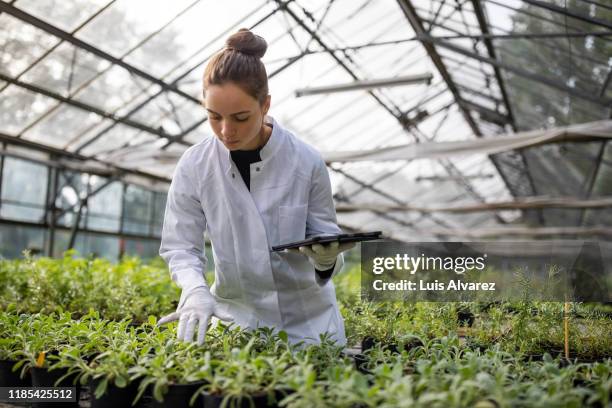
left=205, top=82, right=270, bottom=151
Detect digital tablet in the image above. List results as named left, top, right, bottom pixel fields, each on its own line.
left=271, top=231, right=383, bottom=252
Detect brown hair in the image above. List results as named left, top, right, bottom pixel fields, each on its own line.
left=203, top=28, right=269, bottom=104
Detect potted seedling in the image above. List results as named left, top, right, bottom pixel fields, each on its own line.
left=0, top=312, right=32, bottom=387
left=81, top=349, right=141, bottom=408
left=193, top=338, right=292, bottom=408
left=128, top=329, right=208, bottom=407
left=75, top=320, right=146, bottom=408
left=10, top=313, right=82, bottom=407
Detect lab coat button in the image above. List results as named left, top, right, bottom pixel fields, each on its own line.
left=256, top=167, right=260, bottom=172
left=232, top=173, right=235, bottom=178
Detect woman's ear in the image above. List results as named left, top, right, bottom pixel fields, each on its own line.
left=262, top=95, right=271, bottom=115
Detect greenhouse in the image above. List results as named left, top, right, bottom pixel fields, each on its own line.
left=0, top=0, right=611, bottom=407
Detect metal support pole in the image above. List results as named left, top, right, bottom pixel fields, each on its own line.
left=44, top=165, right=60, bottom=256
left=67, top=198, right=87, bottom=250
left=118, top=183, right=127, bottom=258
left=0, top=143, right=5, bottom=211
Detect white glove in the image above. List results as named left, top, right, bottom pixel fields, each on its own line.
left=158, top=287, right=233, bottom=346
left=288, top=241, right=355, bottom=270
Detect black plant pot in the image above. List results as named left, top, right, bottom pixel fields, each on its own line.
left=361, top=336, right=422, bottom=354
left=353, top=353, right=371, bottom=374
left=361, top=337, right=399, bottom=353
left=0, top=359, right=31, bottom=387
left=149, top=381, right=205, bottom=407
left=361, top=336, right=376, bottom=352
left=273, top=388, right=294, bottom=406
left=89, top=378, right=140, bottom=408
left=457, top=310, right=475, bottom=327
left=31, top=366, right=80, bottom=408
left=201, top=391, right=275, bottom=408
left=402, top=337, right=424, bottom=352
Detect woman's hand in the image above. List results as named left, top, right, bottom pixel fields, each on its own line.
left=287, top=241, right=355, bottom=270
left=158, top=287, right=233, bottom=345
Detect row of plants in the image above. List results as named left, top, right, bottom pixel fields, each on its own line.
left=340, top=297, right=612, bottom=362
left=0, top=254, right=610, bottom=407
left=1, top=310, right=610, bottom=407
left=0, top=250, right=179, bottom=322
left=1, top=252, right=608, bottom=361
left=333, top=263, right=612, bottom=362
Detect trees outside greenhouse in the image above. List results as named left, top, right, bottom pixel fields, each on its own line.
left=0, top=0, right=610, bottom=407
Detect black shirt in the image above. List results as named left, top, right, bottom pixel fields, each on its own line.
left=230, top=147, right=263, bottom=191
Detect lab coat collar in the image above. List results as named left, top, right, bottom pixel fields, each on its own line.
left=221, top=115, right=283, bottom=175
left=259, top=115, right=282, bottom=161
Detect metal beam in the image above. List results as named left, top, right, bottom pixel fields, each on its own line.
left=272, top=29, right=612, bottom=60
left=579, top=141, right=608, bottom=226
left=44, top=164, right=60, bottom=256
left=0, top=144, right=4, bottom=212
left=470, top=0, right=516, bottom=130
left=336, top=196, right=612, bottom=213
left=0, top=2, right=201, bottom=105
left=396, top=0, right=483, bottom=137
left=422, top=31, right=612, bottom=40
left=600, top=69, right=612, bottom=99
left=460, top=99, right=509, bottom=126
left=0, top=218, right=162, bottom=241
left=415, top=173, right=495, bottom=182
left=428, top=225, right=612, bottom=238
left=67, top=198, right=86, bottom=250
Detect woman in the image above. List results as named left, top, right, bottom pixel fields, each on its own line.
left=158, top=29, right=353, bottom=346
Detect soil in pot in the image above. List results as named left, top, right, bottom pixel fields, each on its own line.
left=0, top=359, right=31, bottom=387
left=30, top=366, right=81, bottom=407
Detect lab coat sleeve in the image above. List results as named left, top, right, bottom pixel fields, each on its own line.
left=307, top=157, right=344, bottom=285
left=159, top=154, right=209, bottom=308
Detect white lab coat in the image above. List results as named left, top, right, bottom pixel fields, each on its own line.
left=160, top=116, right=346, bottom=345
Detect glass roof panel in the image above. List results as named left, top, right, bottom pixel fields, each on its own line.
left=20, top=42, right=111, bottom=97
left=1, top=0, right=610, bottom=237
left=21, top=104, right=103, bottom=148
left=72, top=65, right=156, bottom=112
left=0, top=13, right=60, bottom=77
left=79, top=123, right=142, bottom=156
left=75, top=0, right=198, bottom=57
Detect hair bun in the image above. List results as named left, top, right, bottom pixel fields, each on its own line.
left=225, top=28, right=267, bottom=58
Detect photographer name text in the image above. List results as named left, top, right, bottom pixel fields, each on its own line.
left=372, top=279, right=496, bottom=291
